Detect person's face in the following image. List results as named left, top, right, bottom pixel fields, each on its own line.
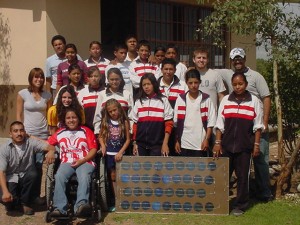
left=138, top=45, right=150, bottom=60
left=65, top=111, right=79, bottom=130
left=232, top=56, right=246, bottom=71
left=107, top=104, right=119, bottom=121
left=69, top=69, right=81, bottom=85
left=165, top=48, right=177, bottom=59
left=88, top=70, right=101, bottom=88
left=162, top=64, right=176, bottom=83
left=10, top=124, right=26, bottom=145
left=186, top=78, right=200, bottom=94
left=31, top=74, right=45, bottom=89
left=108, top=72, right=121, bottom=91
left=126, top=38, right=137, bottom=52
left=89, top=44, right=101, bottom=59
left=193, top=52, right=208, bottom=70
left=61, top=91, right=72, bottom=107
left=65, top=47, right=77, bottom=62
left=52, top=39, right=65, bottom=56
left=232, top=75, right=247, bottom=95
left=154, top=50, right=165, bottom=64
left=114, top=48, right=127, bottom=62
left=142, top=78, right=154, bottom=96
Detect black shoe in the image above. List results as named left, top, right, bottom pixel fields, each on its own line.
left=75, top=203, right=92, bottom=217
left=257, top=195, right=274, bottom=202
left=33, top=196, right=46, bottom=206
left=50, top=209, right=67, bottom=217
left=5, top=203, right=15, bottom=212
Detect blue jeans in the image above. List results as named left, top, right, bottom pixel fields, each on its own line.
left=253, top=132, right=272, bottom=198
left=53, top=162, right=94, bottom=214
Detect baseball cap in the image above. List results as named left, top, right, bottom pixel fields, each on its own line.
left=229, top=48, right=246, bottom=59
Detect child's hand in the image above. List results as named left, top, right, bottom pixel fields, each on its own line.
left=161, top=143, right=169, bottom=157
left=115, top=152, right=123, bottom=162
left=175, top=141, right=181, bottom=154
left=133, top=143, right=138, bottom=156
left=101, top=146, right=106, bottom=156
left=213, top=144, right=222, bottom=159
left=200, top=139, right=209, bottom=151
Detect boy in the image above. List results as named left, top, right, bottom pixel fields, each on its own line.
left=105, top=44, right=133, bottom=95
left=165, top=43, right=187, bottom=82
left=129, top=40, right=161, bottom=97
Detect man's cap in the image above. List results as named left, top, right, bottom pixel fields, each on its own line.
left=229, top=48, right=246, bottom=59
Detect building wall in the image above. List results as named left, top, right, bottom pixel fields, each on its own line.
left=0, top=0, right=100, bottom=137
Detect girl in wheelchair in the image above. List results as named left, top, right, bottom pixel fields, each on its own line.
left=47, top=107, right=97, bottom=217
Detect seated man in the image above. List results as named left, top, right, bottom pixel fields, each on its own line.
left=0, top=121, right=55, bottom=215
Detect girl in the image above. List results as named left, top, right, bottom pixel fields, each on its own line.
left=56, top=43, right=88, bottom=92
left=84, top=41, right=110, bottom=75
left=16, top=67, right=52, bottom=203
left=48, top=108, right=97, bottom=217
left=173, top=69, right=216, bottom=157
left=154, top=46, right=166, bottom=66
left=77, top=66, right=105, bottom=131
left=213, top=72, right=263, bottom=216
left=99, top=98, right=130, bottom=212
left=47, top=85, right=85, bottom=135
left=93, top=68, right=133, bottom=135
left=132, top=73, right=173, bottom=156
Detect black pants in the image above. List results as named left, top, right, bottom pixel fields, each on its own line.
left=0, top=167, right=38, bottom=208
left=180, top=148, right=208, bottom=157
left=137, top=145, right=162, bottom=156
left=223, top=151, right=251, bottom=210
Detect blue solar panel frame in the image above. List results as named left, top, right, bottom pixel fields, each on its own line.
left=116, top=156, right=229, bottom=215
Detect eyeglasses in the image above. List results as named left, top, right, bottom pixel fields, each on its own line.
left=232, top=57, right=244, bottom=62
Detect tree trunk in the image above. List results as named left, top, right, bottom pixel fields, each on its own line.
left=273, top=59, right=284, bottom=164
left=275, top=139, right=300, bottom=198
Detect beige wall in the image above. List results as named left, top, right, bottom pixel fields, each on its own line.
left=0, top=0, right=100, bottom=137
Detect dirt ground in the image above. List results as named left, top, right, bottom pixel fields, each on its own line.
left=0, top=142, right=296, bottom=225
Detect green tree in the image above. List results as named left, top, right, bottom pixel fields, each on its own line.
left=199, top=0, right=300, bottom=197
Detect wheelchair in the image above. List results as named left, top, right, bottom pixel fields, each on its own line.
left=45, top=152, right=109, bottom=222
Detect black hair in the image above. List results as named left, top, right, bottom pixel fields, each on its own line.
left=185, top=69, right=201, bottom=82
left=10, top=121, right=24, bottom=131
left=61, top=107, right=82, bottom=128
left=65, top=43, right=78, bottom=53
left=161, top=58, right=177, bottom=69
left=154, top=46, right=166, bottom=54
left=137, top=39, right=151, bottom=51
left=68, top=64, right=85, bottom=89
left=231, top=72, right=248, bottom=84
left=51, top=35, right=66, bottom=45
left=87, top=66, right=105, bottom=89
left=166, top=43, right=179, bottom=54
left=114, top=43, right=128, bottom=52
left=137, top=73, right=163, bottom=104
left=125, top=34, right=137, bottom=43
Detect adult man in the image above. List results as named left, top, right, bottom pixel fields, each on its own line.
left=193, top=48, right=226, bottom=109
left=0, top=121, right=55, bottom=215
left=218, top=47, right=273, bottom=202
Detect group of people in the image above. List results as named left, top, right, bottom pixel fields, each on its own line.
left=0, top=34, right=273, bottom=217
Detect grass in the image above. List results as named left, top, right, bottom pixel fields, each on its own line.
left=108, top=199, right=300, bottom=225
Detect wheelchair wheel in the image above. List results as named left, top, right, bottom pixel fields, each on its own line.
left=45, top=163, right=55, bottom=207
left=45, top=211, right=52, bottom=223
left=98, top=156, right=108, bottom=212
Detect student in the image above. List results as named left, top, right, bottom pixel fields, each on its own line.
left=105, top=44, right=133, bottom=95
left=56, top=43, right=88, bottom=93
left=213, top=72, right=263, bottom=216
left=124, top=35, right=138, bottom=63
left=129, top=40, right=161, bottom=99
left=84, top=41, right=110, bottom=75
left=99, top=99, right=130, bottom=212
left=16, top=68, right=52, bottom=203
left=48, top=108, right=97, bottom=217
left=193, top=47, right=226, bottom=109
left=165, top=43, right=187, bottom=81
left=173, top=69, right=216, bottom=157
left=158, top=58, right=187, bottom=156
left=132, top=73, right=173, bottom=156
left=47, top=85, right=85, bottom=135
left=93, top=68, right=133, bottom=135
left=77, top=66, right=105, bottom=131
left=0, top=121, right=55, bottom=215
left=154, top=46, right=166, bottom=66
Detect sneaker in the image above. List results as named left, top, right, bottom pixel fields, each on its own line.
left=108, top=206, right=116, bottom=212
left=76, top=203, right=92, bottom=217
left=230, top=208, right=244, bottom=216
left=23, top=205, right=34, bottom=215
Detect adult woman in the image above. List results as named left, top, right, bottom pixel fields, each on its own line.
left=48, top=108, right=97, bottom=217
left=16, top=67, right=52, bottom=202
